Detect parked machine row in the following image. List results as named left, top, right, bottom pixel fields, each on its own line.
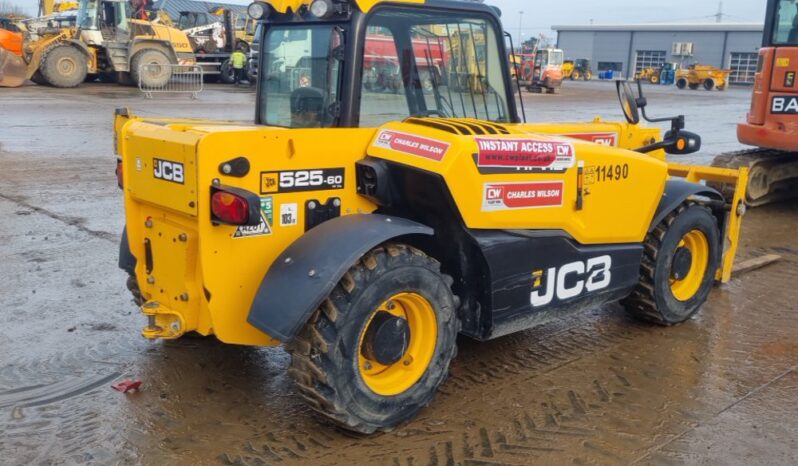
left=0, top=0, right=259, bottom=88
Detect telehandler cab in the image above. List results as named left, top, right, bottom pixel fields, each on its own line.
left=114, top=0, right=748, bottom=433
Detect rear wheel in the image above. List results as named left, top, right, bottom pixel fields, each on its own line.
left=219, top=59, right=235, bottom=84
left=650, top=74, right=660, bottom=84
left=585, top=71, right=593, bottom=80
left=572, top=70, right=581, bottom=80
left=41, top=45, right=87, bottom=88
left=703, top=78, right=715, bottom=90
left=30, top=70, right=46, bottom=85
left=287, top=243, right=459, bottom=434
left=676, top=78, right=688, bottom=89
left=622, top=204, right=720, bottom=325
left=131, top=49, right=172, bottom=88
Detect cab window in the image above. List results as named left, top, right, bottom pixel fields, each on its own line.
left=359, top=8, right=510, bottom=127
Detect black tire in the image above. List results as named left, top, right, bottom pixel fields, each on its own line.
left=130, top=49, right=172, bottom=88
left=622, top=204, right=720, bottom=325
left=219, top=59, right=235, bottom=84
left=126, top=273, right=144, bottom=306
left=688, top=82, right=700, bottom=90
left=287, top=243, right=459, bottom=434
left=116, top=72, right=134, bottom=86
left=30, top=70, right=46, bottom=85
left=676, top=78, right=688, bottom=89
left=703, top=78, right=715, bottom=91
left=40, top=45, right=87, bottom=88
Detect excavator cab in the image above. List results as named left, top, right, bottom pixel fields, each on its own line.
left=76, top=0, right=130, bottom=39
left=713, top=0, right=798, bottom=205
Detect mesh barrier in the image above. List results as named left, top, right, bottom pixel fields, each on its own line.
left=138, top=64, right=204, bottom=99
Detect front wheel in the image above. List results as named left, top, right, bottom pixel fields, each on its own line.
left=41, top=45, right=87, bottom=88
left=676, top=78, right=688, bottom=89
left=287, top=243, right=459, bottom=434
left=622, top=204, right=720, bottom=325
left=131, top=49, right=172, bottom=88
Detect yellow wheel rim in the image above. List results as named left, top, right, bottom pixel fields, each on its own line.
left=358, top=292, right=437, bottom=396
left=670, top=230, right=710, bottom=301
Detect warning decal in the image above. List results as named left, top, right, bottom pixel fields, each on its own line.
left=474, top=138, right=575, bottom=173
left=482, top=181, right=565, bottom=211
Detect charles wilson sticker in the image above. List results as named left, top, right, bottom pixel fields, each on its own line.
left=482, top=181, right=565, bottom=211
left=373, top=130, right=450, bottom=161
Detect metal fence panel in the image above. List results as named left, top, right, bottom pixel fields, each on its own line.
left=138, top=64, right=204, bottom=99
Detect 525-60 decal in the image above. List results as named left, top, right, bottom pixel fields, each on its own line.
left=260, top=168, right=345, bottom=194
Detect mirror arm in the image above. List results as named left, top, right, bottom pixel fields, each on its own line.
left=634, top=140, right=672, bottom=154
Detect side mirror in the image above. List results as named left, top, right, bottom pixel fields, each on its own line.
left=616, top=80, right=640, bottom=124
left=663, top=130, right=701, bottom=155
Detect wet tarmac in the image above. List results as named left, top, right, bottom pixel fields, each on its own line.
left=1, top=81, right=797, bottom=465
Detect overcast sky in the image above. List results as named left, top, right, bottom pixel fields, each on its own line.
left=10, top=0, right=768, bottom=37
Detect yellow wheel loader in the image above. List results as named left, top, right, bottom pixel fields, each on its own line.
left=1, top=0, right=194, bottom=88
left=114, top=0, right=748, bottom=434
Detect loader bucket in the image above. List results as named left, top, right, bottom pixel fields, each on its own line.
left=0, top=46, right=26, bottom=87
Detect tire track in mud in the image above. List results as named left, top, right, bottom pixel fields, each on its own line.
left=0, top=334, right=146, bottom=463
left=218, top=249, right=798, bottom=466
left=217, top=309, right=646, bottom=466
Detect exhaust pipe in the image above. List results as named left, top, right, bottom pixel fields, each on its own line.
left=0, top=46, right=27, bottom=87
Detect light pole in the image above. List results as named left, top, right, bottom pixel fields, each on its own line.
left=518, top=11, right=524, bottom=53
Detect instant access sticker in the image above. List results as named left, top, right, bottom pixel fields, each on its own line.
left=474, top=137, right=575, bottom=174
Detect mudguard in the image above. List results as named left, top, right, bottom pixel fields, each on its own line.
left=247, top=214, right=433, bottom=342
left=649, top=179, right=723, bottom=231
left=119, top=227, right=136, bottom=274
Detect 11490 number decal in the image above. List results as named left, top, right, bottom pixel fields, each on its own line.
left=585, top=164, right=629, bottom=184
left=261, top=168, right=345, bottom=193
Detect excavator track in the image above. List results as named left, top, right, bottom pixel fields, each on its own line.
left=711, top=148, right=798, bottom=207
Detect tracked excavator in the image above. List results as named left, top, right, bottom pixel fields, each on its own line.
left=712, top=0, right=798, bottom=206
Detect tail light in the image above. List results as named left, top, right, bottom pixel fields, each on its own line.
left=115, top=158, right=123, bottom=190
left=210, top=185, right=261, bottom=226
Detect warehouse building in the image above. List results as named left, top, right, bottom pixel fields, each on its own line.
left=553, top=23, right=763, bottom=84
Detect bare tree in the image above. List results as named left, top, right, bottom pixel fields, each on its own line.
left=0, top=0, right=28, bottom=17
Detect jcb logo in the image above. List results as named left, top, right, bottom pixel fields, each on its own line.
left=153, top=158, right=184, bottom=184
left=530, top=256, right=612, bottom=307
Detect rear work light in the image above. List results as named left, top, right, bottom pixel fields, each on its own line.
left=210, top=185, right=262, bottom=226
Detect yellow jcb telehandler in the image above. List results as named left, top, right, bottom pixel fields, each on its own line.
left=113, top=0, right=748, bottom=434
